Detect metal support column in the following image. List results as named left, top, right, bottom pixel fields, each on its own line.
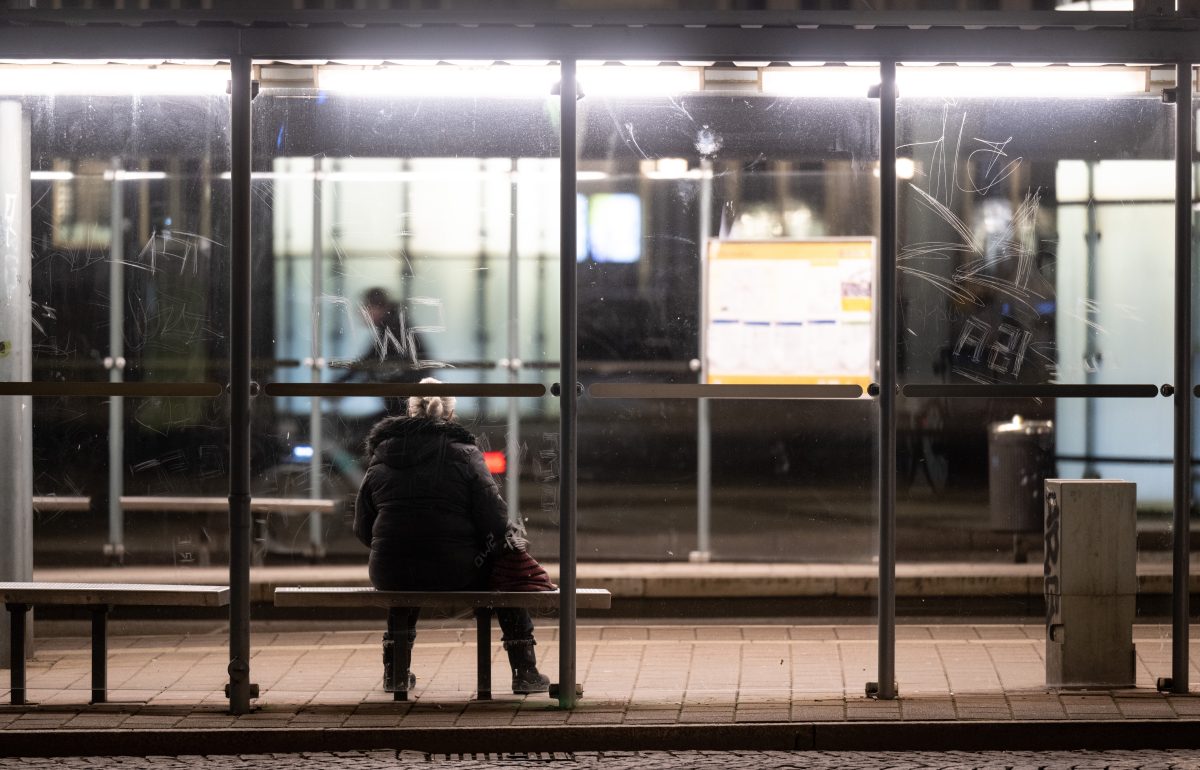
left=1082, top=161, right=1100, bottom=480
left=308, top=156, right=324, bottom=561
left=507, top=157, right=522, bottom=527
left=693, top=157, right=714, bottom=563
left=6, top=603, right=27, bottom=705
left=106, top=158, right=126, bottom=563
left=0, top=101, right=32, bottom=670
left=1172, top=60, right=1192, bottom=695
left=557, top=58, right=580, bottom=710
left=89, top=606, right=108, bottom=704
left=475, top=607, right=493, bottom=700
left=874, top=60, right=898, bottom=701
left=477, top=159, right=492, bottom=419
left=227, top=54, right=256, bottom=716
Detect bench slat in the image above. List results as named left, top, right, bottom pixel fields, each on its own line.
left=0, top=582, right=230, bottom=607
left=31, top=496, right=336, bottom=513
left=274, top=587, right=612, bottom=610
left=121, top=497, right=337, bottom=513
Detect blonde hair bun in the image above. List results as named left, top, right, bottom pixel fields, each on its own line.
left=408, top=377, right=456, bottom=421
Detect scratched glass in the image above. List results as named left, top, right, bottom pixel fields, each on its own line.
left=895, top=63, right=1175, bottom=693
left=0, top=62, right=232, bottom=697
left=574, top=63, right=881, bottom=700
left=249, top=64, right=561, bottom=618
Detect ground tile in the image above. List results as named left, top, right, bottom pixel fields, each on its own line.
left=733, top=711, right=790, bottom=722
left=677, top=711, right=736, bottom=723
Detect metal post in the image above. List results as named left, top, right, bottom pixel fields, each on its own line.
left=0, top=101, right=32, bottom=671
left=7, top=604, right=27, bottom=705
left=875, top=60, right=898, bottom=701
left=227, top=54, right=256, bottom=716
left=557, top=57, right=579, bottom=709
left=475, top=607, right=492, bottom=700
left=107, top=157, right=126, bottom=563
left=507, top=157, right=522, bottom=527
left=1082, top=161, right=1099, bottom=479
left=1172, top=60, right=1192, bottom=695
left=309, top=156, right=324, bottom=560
left=89, top=606, right=108, bottom=704
left=478, top=159, right=491, bottom=419
left=693, top=157, right=714, bottom=562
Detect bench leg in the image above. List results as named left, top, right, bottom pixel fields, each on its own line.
left=90, top=606, right=109, bottom=704
left=475, top=608, right=491, bottom=700
left=387, top=610, right=411, bottom=702
left=6, top=603, right=28, bottom=706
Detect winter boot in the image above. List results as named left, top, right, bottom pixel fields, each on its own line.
left=504, top=639, right=550, bottom=695
left=382, top=633, right=416, bottom=692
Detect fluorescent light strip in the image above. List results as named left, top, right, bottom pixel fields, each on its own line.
left=29, top=171, right=74, bottom=181
left=30, top=170, right=168, bottom=181
left=0, top=65, right=229, bottom=96
left=762, top=65, right=1148, bottom=98
left=873, top=158, right=917, bottom=180
left=898, top=66, right=1147, bottom=97
left=761, top=67, right=879, bottom=97
left=578, top=66, right=702, bottom=97
left=318, top=63, right=702, bottom=98
left=103, top=170, right=168, bottom=181
left=317, top=65, right=559, bottom=97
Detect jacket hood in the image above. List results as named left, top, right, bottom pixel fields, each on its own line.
left=364, top=416, right=476, bottom=468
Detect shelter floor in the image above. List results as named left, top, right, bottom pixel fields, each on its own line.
left=1, top=621, right=1198, bottom=729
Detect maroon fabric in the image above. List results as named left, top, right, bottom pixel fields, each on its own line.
left=490, top=546, right=556, bottom=592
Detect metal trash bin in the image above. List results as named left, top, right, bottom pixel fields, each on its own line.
left=988, top=416, right=1055, bottom=535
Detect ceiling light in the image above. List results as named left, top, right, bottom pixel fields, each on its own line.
left=317, top=64, right=559, bottom=97
left=0, top=65, right=229, bottom=95
left=897, top=65, right=1147, bottom=97
left=577, top=65, right=701, bottom=97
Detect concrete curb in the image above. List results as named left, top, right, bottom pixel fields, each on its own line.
left=3, top=720, right=1200, bottom=757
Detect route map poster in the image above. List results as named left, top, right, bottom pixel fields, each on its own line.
left=705, top=238, right=876, bottom=388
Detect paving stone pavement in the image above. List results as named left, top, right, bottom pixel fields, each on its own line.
left=1, top=623, right=1198, bottom=730
left=3, top=750, right=1200, bottom=769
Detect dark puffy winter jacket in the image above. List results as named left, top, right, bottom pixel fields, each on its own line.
left=354, top=416, right=508, bottom=591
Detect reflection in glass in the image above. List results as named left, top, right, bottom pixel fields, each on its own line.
left=3, top=64, right=232, bottom=569
left=577, top=65, right=880, bottom=566
left=251, top=64, right=560, bottom=564
left=897, top=66, right=1173, bottom=506
left=895, top=64, right=1175, bottom=690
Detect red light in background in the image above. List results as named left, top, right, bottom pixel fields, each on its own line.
left=484, top=451, right=506, bottom=475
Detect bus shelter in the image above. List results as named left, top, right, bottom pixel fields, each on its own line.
left=0, top=6, right=1194, bottom=715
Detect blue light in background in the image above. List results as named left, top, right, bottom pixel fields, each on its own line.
left=292, top=445, right=315, bottom=460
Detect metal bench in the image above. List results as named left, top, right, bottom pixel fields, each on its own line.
left=1, top=582, right=230, bottom=705
left=273, top=587, right=612, bottom=701
left=31, top=496, right=339, bottom=563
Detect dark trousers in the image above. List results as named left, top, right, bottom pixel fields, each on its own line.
left=386, top=606, right=535, bottom=652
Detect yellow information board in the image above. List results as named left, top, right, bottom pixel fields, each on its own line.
left=705, top=238, right=876, bottom=388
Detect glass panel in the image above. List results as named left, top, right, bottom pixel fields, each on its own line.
left=250, top=62, right=560, bottom=696
left=578, top=62, right=880, bottom=707
left=897, top=63, right=1174, bottom=695
left=0, top=62, right=231, bottom=700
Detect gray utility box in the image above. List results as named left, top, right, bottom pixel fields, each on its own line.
left=1043, top=479, right=1136, bottom=689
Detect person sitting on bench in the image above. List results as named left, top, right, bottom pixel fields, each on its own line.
left=353, top=377, right=553, bottom=695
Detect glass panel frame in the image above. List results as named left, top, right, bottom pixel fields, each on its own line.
left=894, top=61, right=1177, bottom=696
